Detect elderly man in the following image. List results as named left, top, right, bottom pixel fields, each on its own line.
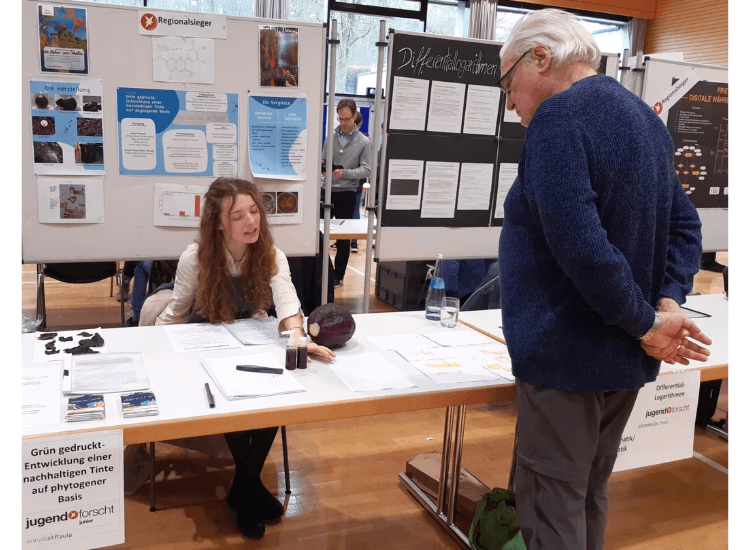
left=497, top=9, right=712, bottom=550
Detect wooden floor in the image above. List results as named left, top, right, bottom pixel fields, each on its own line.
left=20, top=250, right=729, bottom=549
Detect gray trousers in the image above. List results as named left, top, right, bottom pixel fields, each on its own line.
left=513, top=379, right=639, bottom=550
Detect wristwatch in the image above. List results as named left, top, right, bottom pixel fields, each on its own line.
left=638, top=311, right=661, bottom=342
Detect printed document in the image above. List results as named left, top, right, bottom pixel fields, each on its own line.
left=202, top=352, right=304, bottom=400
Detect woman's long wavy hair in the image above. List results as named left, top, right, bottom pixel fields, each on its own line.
left=193, top=178, right=278, bottom=323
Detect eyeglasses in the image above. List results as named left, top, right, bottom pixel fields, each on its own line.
left=337, top=115, right=354, bottom=122
left=497, top=50, right=532, bottom=95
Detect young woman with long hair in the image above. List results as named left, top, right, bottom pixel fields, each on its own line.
left=156, top=177, right=335, bottom=539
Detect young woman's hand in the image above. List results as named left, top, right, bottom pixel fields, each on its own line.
left=307, top=342, right=336, bottom=362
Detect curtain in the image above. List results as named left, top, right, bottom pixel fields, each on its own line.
left=467, top=0, right=498, bottom=40
left=627, top=17, right=647, bottom=54
left=254, top=0, right=289, bottom=19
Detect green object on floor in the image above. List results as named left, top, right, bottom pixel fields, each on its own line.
left=469, top=488, right=526, bottom=550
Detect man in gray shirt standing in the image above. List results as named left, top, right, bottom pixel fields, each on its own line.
left=322, top=98, right=371, bottom=288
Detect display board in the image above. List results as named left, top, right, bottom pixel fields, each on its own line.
left=375, top=34, right=623, bottom=262
left=22, top=0, right=327, bottom=262
left=376, top=31, right=504, bottom=261
left=640, top=57, right=728, bottom=252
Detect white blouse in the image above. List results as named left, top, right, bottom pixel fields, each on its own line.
left=156, top=242, right=301, bottom=325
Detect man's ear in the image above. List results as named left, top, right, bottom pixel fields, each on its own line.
left=531, top=44, right=552, bottom=73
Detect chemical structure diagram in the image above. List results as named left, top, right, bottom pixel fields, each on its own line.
left=154, top=40, right=209, bottom=80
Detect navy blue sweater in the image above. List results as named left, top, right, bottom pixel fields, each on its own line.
left=498, top=75, right=702, bottom=392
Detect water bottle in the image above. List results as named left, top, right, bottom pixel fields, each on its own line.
left=425, top=254, right=445, bottom=320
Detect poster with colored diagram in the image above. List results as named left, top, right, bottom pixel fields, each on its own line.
left=29, top=79, right=104, bottom=175
left=38, top=4, right=89, bottom=74
left=117, top=88, right=239, bottom=177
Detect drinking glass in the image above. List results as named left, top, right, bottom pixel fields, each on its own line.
left=440, top=297, right=460, bottom=328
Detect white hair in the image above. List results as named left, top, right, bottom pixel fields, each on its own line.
left=501, top=8, right=601, bottom=71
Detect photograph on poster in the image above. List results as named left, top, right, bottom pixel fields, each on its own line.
left=38, top=4, right=89, bottom=74
left=259, top=183, right=304, bottom=224
left=36, top=177, right=105, bottom=224
left=259, top=26, right=299, bottom=87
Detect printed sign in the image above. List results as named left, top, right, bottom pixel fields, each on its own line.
left=613, top=370, right=700, bottom=472
left=22, top=431, right=124, bottom=549
left=138, top=10, right=227, bottom=39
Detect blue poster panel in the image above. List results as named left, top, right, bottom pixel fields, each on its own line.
left=117, top=88, right=239, bottom=177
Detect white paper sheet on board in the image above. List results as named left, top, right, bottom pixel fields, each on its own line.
left=152, top=36, right=216, bottom=84
left=37, top=177, right=104, bottom=223
left=386, top=159, right=424, bottom=210
left=426, top=81, right=465, bottom=133
left=457, top=163, right=494, bottom=210
left=494, top=163, right=517, bottom=218
left=154, top=183, right=207, bottom=227
left=421, top=161, right=459, bottom=218
left=464, top=85, right=502, bottom=135
left=389, top=76, right=429, bottom=131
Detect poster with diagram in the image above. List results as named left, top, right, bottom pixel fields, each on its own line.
left=38, top=4, right=89, bottom=74
left=248, top=94, right=307, bottom=179
left=36, top=177, right=104, bottom=223
left=117, top=87, right=238, bottom=177
left=153, top=183, right=207, bottom=227
left=29, top=79, right=104, bottom=175
left=666, top=80, right=728, bottom=208
left=152, top=36, right=216, bottom=84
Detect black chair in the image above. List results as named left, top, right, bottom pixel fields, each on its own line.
left=287, top=231, right=335, bottom=313
left=460, top=261, right=501, bottom=312
left=36, top=262, right=124, bottom=330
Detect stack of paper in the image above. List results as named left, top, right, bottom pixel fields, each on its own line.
left=65, top=394, right=105, bottom=422
left=201, top=352, right=305, bottom=400
left=223, top=317, right=280, bottom=345
left=120, top=391, right=159, bottom=418
left=64, top=352, right=151, bottom=394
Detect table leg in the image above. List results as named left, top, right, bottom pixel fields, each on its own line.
left=399, top=404, right=472, bottom=548
left=149, top=442, right=156, bottom=512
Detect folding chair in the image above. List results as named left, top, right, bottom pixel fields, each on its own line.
left=36, top=262, right=124, bottom=330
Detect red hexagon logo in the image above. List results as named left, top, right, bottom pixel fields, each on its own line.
left=652, top=102, right=663, bottom=115
left=68, top=510, right=79, bottom=520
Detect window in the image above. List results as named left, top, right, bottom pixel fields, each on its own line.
left=146, top=0, right=255, bottom=16
left=496, top=5, right=628, bottom=56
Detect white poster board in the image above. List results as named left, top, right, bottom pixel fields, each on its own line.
left=22, top=0, right=327, bottom=262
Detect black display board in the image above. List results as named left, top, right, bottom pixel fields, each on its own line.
left=380, top=31, right=504, bottom=229
left=666, top=80, right=728, bottom=209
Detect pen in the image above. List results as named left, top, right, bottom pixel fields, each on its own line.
left=204, top=383, right=215, bottom=408
left=236, top=365, right=284, bottom=375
